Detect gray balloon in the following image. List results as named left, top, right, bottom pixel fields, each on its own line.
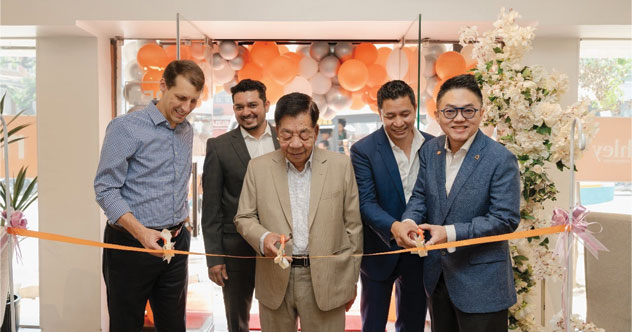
left=319, top=55, right=340, bottom=78
left=424, top=44, right=446, bottom=57
left=124, top=82, right=152, bottom=106
left=219, top=40, right=239, bottom=60
left=325, top=85, right=352, bottom=112
left=297, top=45, right=311, bottom=57
left=334, top=42, right=354, bottom=61
left=212, top=53, right=226, bottom=70
left=424, top=55, right=437, bottom=78
left=331, top=75, right=339, bottom=86
left=312, top=94, right=328, bottom=114
left=310, top=42, right=330, bottom=61
left=426, top=76, right=438, bottom=96
left=125, top=61, right=144, bottom=81
left=228, top=55, right=244, bottom=70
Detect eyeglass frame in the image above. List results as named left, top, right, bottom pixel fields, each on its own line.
left=438, top=107, right=480, bottom=120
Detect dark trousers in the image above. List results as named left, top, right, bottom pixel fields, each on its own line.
left=428, top=274, right=508, bottom=332
left=103, top=224, right=191, bottom=332
left=221, top=234, right=256, bottom=332
left=360, top=253, right=427, bottom=332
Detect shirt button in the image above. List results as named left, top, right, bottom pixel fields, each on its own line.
left=441, top=250, right=446, bottom=256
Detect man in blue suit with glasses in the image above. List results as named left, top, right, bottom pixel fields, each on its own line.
left=351, top=80, right=434, bottom=332
left=392, top=74, right=520, bottom=332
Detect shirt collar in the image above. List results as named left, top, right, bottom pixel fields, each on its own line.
left=147, top=100, right=168, bottom=126
left=384, top=127, right=425, bottom=152
left=445, top=130, right=477, bottom=154
left=240, top=121, right=272, bottom=140
left=286, top=149, right=314, bottom=174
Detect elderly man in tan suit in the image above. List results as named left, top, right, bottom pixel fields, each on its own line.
left=235, top=92, right=363, bottom=332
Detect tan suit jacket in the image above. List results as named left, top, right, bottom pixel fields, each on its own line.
left=235, top=148, right=363, bottom=311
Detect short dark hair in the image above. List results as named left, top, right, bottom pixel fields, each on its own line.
left=231, top=79, right=267, bottom=103
left=436, top=74, right=483, bottom=106
left=274, top=92, right=319, bottom=128
left=163, top=60, right=205, bottom=91
left=377, top=80, right=416, bottom=110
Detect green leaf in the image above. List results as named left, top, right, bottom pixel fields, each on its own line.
left=536, top=124, right=552, bottom=136
left=486, top=61, right=493, bottom=71
left=539, top=237, right=550, bottom=249
left=556, top=160, right=566, bottom=172
left=493, top=47, right=503, bottom=54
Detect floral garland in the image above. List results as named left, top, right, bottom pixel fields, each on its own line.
left=459, top=8, right=600, bottom=331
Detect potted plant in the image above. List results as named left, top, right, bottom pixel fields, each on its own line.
left=0, top=93, right=37, bottom=331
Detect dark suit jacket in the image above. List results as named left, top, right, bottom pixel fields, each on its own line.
left=201, top=124, right=280, bottom=268
left=350, top=127, right=434, bottom=281
left=402, top=131, right=521, bottom=313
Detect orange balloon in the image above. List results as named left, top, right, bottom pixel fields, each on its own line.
left=465, top=61, right=478, bottom=73
left=426, top=98, right=437, bottom=120
left=137, top=44, right=168, bottom=71
left=141, top=69, right=162, bottom=96
left=250, top=41, right=280, bottom=67
left=350, top=91, right=365, bottom=110
left=278, top=45, right=290, bottom=54
left=433, top=79, right=446, bottom=102
left=266, top=55, right=298, bottom=85
left=435, top=51, right=466, bottom=80
left=201, top=84, right=210, bottom=102
left=284, top=52, right=303, bottom=67
left=145, top=301, right=154, bottom=325
left=261, top=77, right=284, bottom=104
left=238, top=62, right=263, bottom=82
left=354, top=43, right=378, bottom=65
left=367, top=85, right=380, bottom=101
left=338, top=59, right=369, bottom=92
left=375, top=47, right=392, bottom=67
left=369, top=101, right=379, bottom=114
left=404, top=47, right=418, bottom=84
left=367, top=64, right=388, bottom=88
left=165, top=45, right=191, bottom=60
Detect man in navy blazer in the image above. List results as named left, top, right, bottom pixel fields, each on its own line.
left=393, top=74, right=520, bottom=332
left=350, top=80, right=433, bottom=332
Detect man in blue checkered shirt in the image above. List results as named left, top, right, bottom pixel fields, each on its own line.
left=95, top=60, right=204, bottom=332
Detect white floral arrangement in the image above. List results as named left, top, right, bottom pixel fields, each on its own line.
left=459, top=8, right=599, bottom=331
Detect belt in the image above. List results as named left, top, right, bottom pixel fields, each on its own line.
left=108, top=221, right=185, bottom=238
left=291, top=256, right=310, bottom=267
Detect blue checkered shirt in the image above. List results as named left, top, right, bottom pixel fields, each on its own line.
left=94, top=101, right=192, bottom=228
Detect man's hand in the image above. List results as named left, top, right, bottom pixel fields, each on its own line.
left=263, top=233, right=284, bottom=257
left=345, top=287, right=357, bottom=312
left=391, top=221, right=418, bottom=248
left=418, top=224, right=447, bottom=246
left=208, top=264, right=228, bottom=287
left=116, top=212, right=164, bottom=258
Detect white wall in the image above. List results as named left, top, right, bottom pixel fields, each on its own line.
left=36, top=36, right=110, bottom=331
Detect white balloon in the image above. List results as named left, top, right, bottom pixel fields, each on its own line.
left=312, top=94, right=328, bottom=113
left=424, top=55, right=437, bottom=78
left=124, top=82, right=152, bottom=106
left=318, top=55, right=340, bottom=78
left=385, top=49, right=409, bottom=80
left=125, top=61, right=145, bottom=81
left=199, top=61, right=213, bottom=82
left=124, top=41, right=140, bottom=62
left=334, top=42, right=354, bottom=61
left=460, top=44, right=476, bottom=66
left=212, top=54, right=226, bottom=70
left=299, top=57, right=319, bottom=79
left=229, top=55, right=244, bottom=71
left=325, top=85, right=352, bottom=112
left=309, top=73, right=332, bottom=95
left=190, top=43, right=207, bottom=60
left=310, top=42, right=330, bottom=61
left=224, top=78, right=238, bottom=94
left=297, top=45, right=311, bottom=57
left=321, top=108, right=337, bottom=120
left=213, top=64, right=235, bottom=85
left=219, top=40, right=239, bottom=60
left=423, top=44, right=446, bottom=57
left=284, top=76, right=313, bottom=96
left=426, top=76, right=438, bottom=96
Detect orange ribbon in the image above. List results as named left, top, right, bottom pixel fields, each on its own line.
left=6, top=225, right=566, bottom=259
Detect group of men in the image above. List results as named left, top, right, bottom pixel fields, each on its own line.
left=95, top=59, right=521, bottom=332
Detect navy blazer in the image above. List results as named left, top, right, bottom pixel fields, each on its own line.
left=350, top=127, right=434, bottom=281
left=402, top=130, right=521, bottom=313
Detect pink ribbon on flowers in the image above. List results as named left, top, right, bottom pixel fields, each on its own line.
left=2, top=210, right=27, bottom=262
left=551, top=204, right=609, bottom=261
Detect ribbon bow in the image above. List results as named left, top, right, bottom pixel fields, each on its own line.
left=551, top=204, right=609, bottom=261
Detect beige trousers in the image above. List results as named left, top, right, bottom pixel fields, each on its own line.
left=259, top=266, right=345, bottom=332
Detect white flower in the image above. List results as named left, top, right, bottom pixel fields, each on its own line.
left=532, top=164, right=544, bottom=174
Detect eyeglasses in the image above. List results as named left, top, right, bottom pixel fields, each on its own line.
left=278, top=130, right=314, bottom=143
left=438, top=107, right=479, bottom=119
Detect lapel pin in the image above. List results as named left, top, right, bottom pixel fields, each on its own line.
left=474, top=154, right=480, bottom=160
left=437, top=150, right=442, bottom=155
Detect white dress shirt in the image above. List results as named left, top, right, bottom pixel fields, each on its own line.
left=259, top=152, right=314, bottom=256
left=443, top=132, right=478, bottom=252
left=240, top=122, right=276, bottom=159
left=385, top=128, right=425, bottom=203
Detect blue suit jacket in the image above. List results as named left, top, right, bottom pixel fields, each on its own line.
left=402, top=131, right=520, bottom=313
left=350, top=127, right=434, bottom=281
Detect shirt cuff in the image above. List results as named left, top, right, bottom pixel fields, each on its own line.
left=259, top=231, right=270, bottom=255
left=104, top=200, right=132, bottom=225
left=445, top=225, right=456, bottom=253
